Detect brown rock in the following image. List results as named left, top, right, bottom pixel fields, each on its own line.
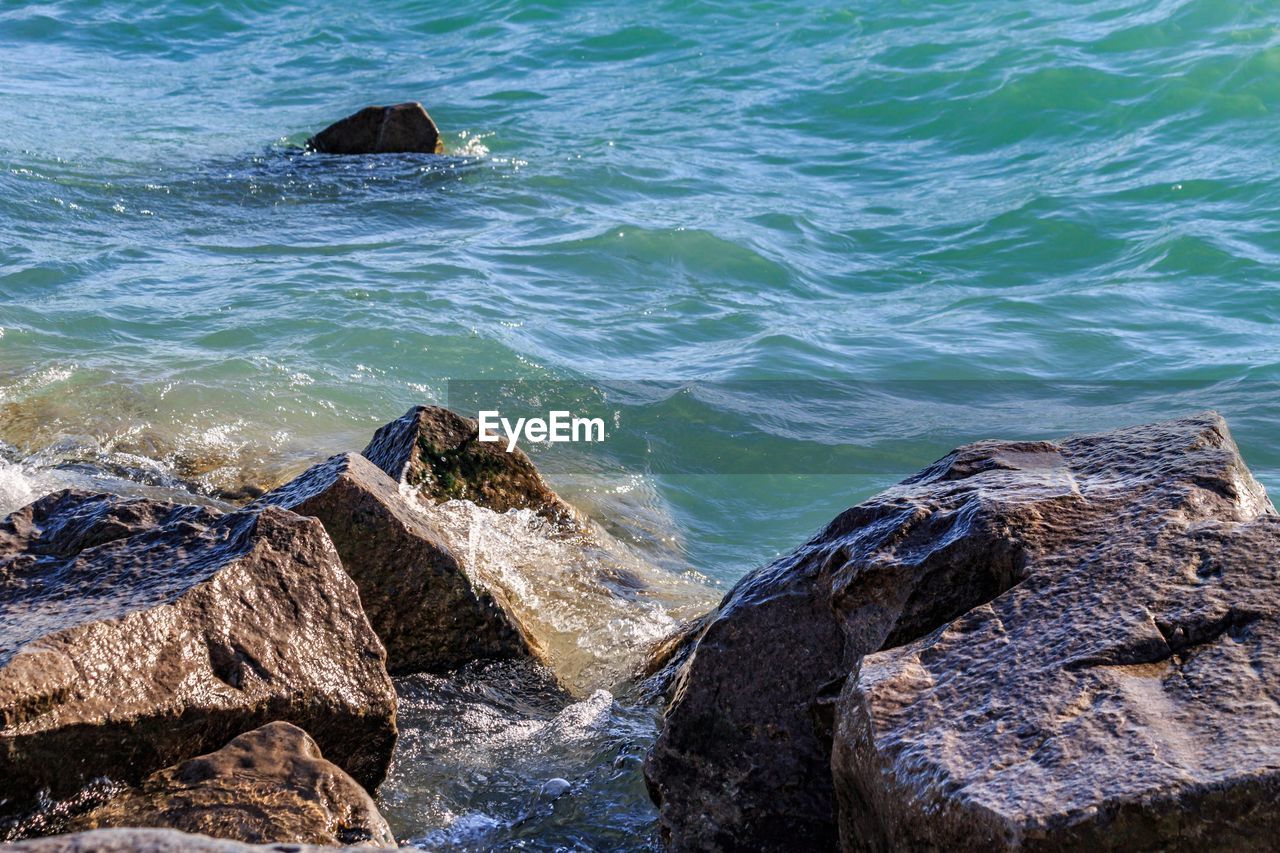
left=307, top=103, right=443, bottom=155
left=256, top=452, right=541, bottom=674
left=9, top=827, right=388, bottom=852
left=646, top=413, right=1280, bottom=851
left=362, top=405, right=579, bottom=529
left=69, top=722, right=395, bottom=847
left=0, top=499, right=397, bottom=835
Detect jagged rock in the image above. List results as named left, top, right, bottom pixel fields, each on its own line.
left=307, top=103, right=443, bottom=155
left=9, top=827, right=389, bottom=851
left=256, top=452, right=540, bottom=674
left=69, top=722, right=395, bottom=847
left=362, top=405, right=578, bottom=529
left=646, top=413, right=1280, bottom=851
left=0, top=499, right=397, bottom=834
left=0, top=489, right=221, bottom=560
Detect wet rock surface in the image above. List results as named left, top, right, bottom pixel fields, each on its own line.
left=256, top=452, right=540, bottom=674
left=9, top=827, right=389, bottom=852
left=69, top=722, right=395, bottom=847
left=307, top=103, right=443, bottom=155
left=0, top=489, right=221, bottom=560
left=362, top=405, right=579, bottom=529
left=646, top=413, right=1280, bottom=851
left=0, top=499, right=397, bottom=834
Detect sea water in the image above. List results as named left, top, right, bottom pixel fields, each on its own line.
left=2, top=0, right=1279, bottom=847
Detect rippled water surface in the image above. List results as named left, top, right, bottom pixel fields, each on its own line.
left=3, top=0, right=1279, bottom=847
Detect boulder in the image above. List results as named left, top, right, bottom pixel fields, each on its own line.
left=256, top=452, right=540, bottom=674
left=0, top=489, right=222, bottom=560
left=10, top=827, right=388, bottom=852
left=307, top=103, right=443, bottom=155
left=69, top=722, right=395, bottom=847
left=646, top=413, right=1280, bottom=851
left=362, top=405, right=578, bottom=529
left=0, top=498, right=397, bottom=834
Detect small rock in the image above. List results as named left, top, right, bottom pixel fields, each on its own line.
left=540, top=778, right=571, bottom=800
left=362, top=405, right=579, bottom=529
left=256, top=452, right=542, bottom=674
left=69, top=722, right=396, bottom=848
left=307, top=103, right=443, bottom=155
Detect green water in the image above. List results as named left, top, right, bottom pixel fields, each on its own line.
left=2, top=0, right=1279, bottom=847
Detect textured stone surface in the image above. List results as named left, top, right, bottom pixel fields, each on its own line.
left=0, top=499, right=397, bottom=834
left=10, top=827, right=390, bottom=852
left=69, top=722, right=395, bottom=847
left=646, top=413, right=1280, bottom=851
left=0, top=489, right=221, bottom=560
left=362, top=405, right=578, bottom=528
left=256, top=452, right=540, bottom=674
left=307, top=103, right=443, bottom=155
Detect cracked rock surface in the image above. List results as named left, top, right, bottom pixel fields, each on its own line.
left=0, top=495, right=397, bottom=833
left=646, top=413, right=1280, bottom=851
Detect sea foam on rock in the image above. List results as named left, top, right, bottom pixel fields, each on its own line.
left=646, top=413, right=1280, bottom=851
left=0, top=493, right=397, bottom=834
left=307, top=103, right=443, bottom=155
left=255, top=452, right=542, bottom=674
left=68, top=722, right=395, bottom=847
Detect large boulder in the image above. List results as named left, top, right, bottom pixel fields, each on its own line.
left=10, top=827, right=388, bottom=851
left=307, top=103, right=443, bottom=155
left=69, top=722, right=395, bottom=847
left=256, top=452, right=541, bottom=674
left=0, top=497, right=397, bottom=834
left=362, top=405, right=579, bottom=529
left=646, top=413, right=1280, bottom=851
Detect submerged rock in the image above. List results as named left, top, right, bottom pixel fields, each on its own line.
left=362, top=405, right=579, bottom=529
left=69, top=722, right=395, bottom=847
left=0, top=498, right=397, bottom=833
left=307, top=103, right=443, bottom=155
left=646, top=413, right=1280, bottom=851
left=256, top=452, right=541, bottom=674
left=10, top=827, right=387, bottom=851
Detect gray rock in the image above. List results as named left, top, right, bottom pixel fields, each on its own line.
left=256, top=452, right=541, bottom=674
left=68, top=722, right=395, bottom=847
left=0, top=489, right=221, bottom=560
left=9, top=827, right=390, bottom=852
left=0, top=498, right=397, bottom=835
left=307, top=103, right=443, bottom=155
left=646, top=413, right=1280, bottom=851
left=362, top=405, right=579, bottom=529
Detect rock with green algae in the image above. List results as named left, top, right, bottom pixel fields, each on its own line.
left=362, top=405, right=579, bottom=529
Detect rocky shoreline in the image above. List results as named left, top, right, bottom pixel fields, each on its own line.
left=3, top=409, right=1278, bottom=850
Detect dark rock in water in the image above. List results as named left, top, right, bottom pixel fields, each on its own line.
left=9, top=827, right=388, bottom=851
left=307, top=103, right=443, bottom=155
left=646, top=413, right=1280, bottom=851
left=633, top=612, right=714, bottom=702
left=0, top=499, right=397, bottom=834
left=256, top=452, right=541, bottom=674
left=0, top=489, right=221, bottom=560
left=362, top=405, right=579, bottom=529
left=68, top=722, right=395, bottom=847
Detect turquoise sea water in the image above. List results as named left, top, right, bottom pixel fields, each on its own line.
left=3, top=0, right=1280, bottom=847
